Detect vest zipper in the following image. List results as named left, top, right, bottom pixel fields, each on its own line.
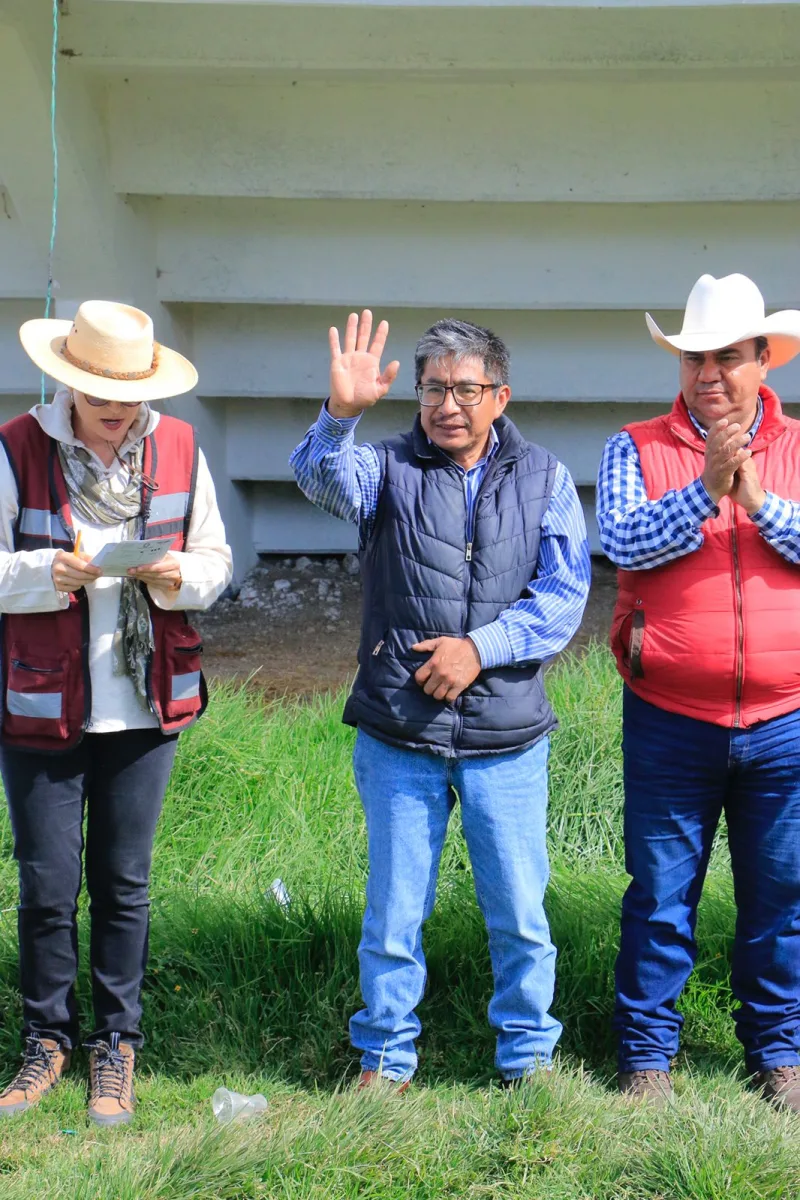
left=731, top=517, right=745, bottom=728
left=451, top=482, right=475, bottom=753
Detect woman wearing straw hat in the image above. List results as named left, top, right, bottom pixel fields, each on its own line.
left=0, top=301, right=232, bottom=1126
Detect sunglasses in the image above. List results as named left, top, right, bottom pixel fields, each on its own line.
left=84, top=394, right=141, bottom=410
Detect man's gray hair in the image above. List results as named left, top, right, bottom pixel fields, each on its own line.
left=414, top=319, right=510, bottom=387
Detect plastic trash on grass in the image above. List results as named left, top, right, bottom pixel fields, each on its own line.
left=212, top=1087, right=268, bottom=1124
left=268, top=878, right=290, bottom=909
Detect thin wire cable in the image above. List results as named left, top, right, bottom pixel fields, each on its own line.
left=42, top=0, right=60, bottom=402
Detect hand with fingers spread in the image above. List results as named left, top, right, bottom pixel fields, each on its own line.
left=328, top=310, right=400, bottom=419
left=51, top=549, right=102, bottom=595
left=411, top=636, right=482, bottom=703
left=701, top=418, right=753, bottom=505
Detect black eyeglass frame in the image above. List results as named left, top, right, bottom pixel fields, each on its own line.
left=414, top=382, right=501, bottom=408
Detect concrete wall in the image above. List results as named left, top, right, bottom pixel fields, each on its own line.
left=2, top=0, right=800, bottom=566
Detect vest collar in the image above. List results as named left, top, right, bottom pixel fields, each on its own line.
left=410, top=413, right=528, bottom=465
left=667, top=385, right=786, bottom=452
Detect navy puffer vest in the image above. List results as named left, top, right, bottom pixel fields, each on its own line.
left=343, top=414, right=558, bottom=757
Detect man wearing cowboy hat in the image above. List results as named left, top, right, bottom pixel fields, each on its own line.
left=597, top=273, right=800, bottom=1111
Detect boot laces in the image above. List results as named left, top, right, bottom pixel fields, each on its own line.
left=766, top=1065, right=800, bottom=1086
left=89, top=1034, right=129, bottom=1101
left=628, top=1070, right=669, bottom=1083
left=3, top=1036, right=59, bottom=1097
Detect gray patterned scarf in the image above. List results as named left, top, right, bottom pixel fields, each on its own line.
left=58, top=440, right=154, bottom=709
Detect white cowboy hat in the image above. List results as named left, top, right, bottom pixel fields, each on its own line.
left=19, top=300, right=198, bottom=403
left=646, top=273, right=800, bottom=369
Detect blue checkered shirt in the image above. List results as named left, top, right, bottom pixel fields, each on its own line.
left=290, top=404, right=591, bottom=667
left=597, top=399, right=800, bottom=569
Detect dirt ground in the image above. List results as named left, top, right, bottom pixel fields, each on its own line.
left=195, top=555, right=618, bottom=699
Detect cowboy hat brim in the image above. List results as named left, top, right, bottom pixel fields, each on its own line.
left=19, top=318, right=198, bottom=403
left=645, top=311, right=800, bottom=370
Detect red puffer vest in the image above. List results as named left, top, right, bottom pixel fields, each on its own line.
left=611, top=386, right=800, bottom=728
left=0, top=412, right=207, bottom=752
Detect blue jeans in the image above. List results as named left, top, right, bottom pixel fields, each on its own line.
left=616, top=688, right=800, bottom=1074
left=349, top=730, right=561, bottom=1081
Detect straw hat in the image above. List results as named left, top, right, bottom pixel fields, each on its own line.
left=20, top=300, right=198, bottom=403
left=646, top=274, right=800, bottom=369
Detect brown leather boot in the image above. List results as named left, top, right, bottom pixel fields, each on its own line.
left=618, top=1069, right=673, bottom=1107
left=753, top=1065, right=800, bottom=1114
left=0, top=1035, right=71, bottom=1116
left=87, top=1033, right=136, bottom=1127
left=357, top=1069, right=410, bottom=1094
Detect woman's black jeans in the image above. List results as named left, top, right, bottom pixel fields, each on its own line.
left=1, top=728, right=178, bottom=1050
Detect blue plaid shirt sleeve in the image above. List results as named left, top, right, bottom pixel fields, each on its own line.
left=596, top=431, right=718, bottom=570
left=289, top=403, right=383, bottom=537
left=468, top=464, right=592, bottom=668
left=748, top=493, right=800, bottom=564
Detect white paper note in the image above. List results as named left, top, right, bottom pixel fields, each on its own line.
left=89, top=538, right=170, bottom=577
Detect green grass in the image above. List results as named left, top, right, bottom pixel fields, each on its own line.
left=0, top=644, right=797, bottom=1198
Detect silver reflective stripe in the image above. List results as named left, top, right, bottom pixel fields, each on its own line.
left=171, top=671, right=201, bottom=702
left=144, top=519, right=184, bottom=538
left=148, top=492, right=189, bottom=523
left=6, top=689, right=62, bottom=720
left=18, top=508, right=69, bottom=541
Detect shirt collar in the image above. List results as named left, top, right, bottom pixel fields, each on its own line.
left=688, top=397, right=763, bottom=444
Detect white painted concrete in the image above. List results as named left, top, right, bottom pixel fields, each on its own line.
left=109, top=76, right=800, bottom=203
left=67, top=3, right=800, bottom=74
left=152, top=199, right=800, bottom=310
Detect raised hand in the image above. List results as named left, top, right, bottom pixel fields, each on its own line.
left=328, top=310, right=400, bottom=419
left=701, top=418, right=752, bottom=505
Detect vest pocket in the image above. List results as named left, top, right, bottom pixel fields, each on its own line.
left=162, top=626, right=204, bottom=719
left=4, top=648, right=70, bottom=740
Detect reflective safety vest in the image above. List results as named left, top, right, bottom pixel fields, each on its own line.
left=611, top=386, right=800, bottom=728
left=0, top=412, right=207, bottom=751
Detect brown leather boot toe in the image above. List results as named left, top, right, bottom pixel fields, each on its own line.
left=87, top=1033, right=136, bottom=1127
left=357, top=1069, right=410, bottom=1094
left=753, top=1065, right=800, bottom=1114
left=618, top=1069, right=673, bottom=1108
left=0, top=1035, right=71, bottom=1116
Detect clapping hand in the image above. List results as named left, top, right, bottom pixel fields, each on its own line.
left=328, top=310, right=400, bottom=419
left=701, top=417, right=767, bottom=514
left=701, top=418, right=752, bottom=505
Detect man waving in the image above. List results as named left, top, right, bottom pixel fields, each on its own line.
left=291, top=311, right=590, bottom=1087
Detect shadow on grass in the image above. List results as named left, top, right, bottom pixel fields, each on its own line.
left=0, top=866, right=741, bottom=1093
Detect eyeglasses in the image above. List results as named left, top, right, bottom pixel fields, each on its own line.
left=415, top=383, right=499, bottom=407
left=111, top=447, right=160, bottom=493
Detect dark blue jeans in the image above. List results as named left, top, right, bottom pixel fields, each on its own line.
left=615, top=688, right=800, bottom=1075
left=1, top=729, right=178, bottom=1051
